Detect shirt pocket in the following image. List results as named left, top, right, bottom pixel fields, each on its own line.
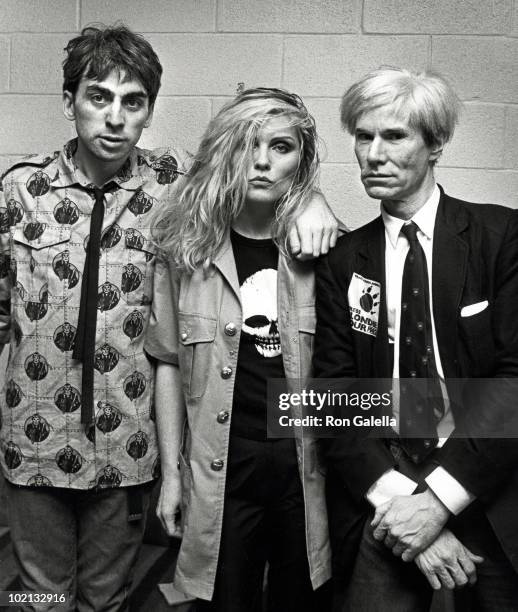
left=298, top=304, right=316, bottom=374
left=178, top=312, right=217, bottom=399
left=122, top=236, right=158, bottom=306
left=12, top=224, right=73, bottom=305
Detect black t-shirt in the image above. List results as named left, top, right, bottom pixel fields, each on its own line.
left=230, top=229, right=286, bottom=440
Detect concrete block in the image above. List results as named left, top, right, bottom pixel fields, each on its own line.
left=320, top=163, right=380, bottom=230
left=147, top=34, right=282, bottom=95
left=305, top=98, right=354, bottom=163
left=0, top=37, right=9, bottom=93
left=442, top=104, right=506, bottom=169
left=218, top=0, right=360, bottom=33
left=432, top=37, right=518, bottom=103
left=11, top=34, right=70, bottom=94
left=436, top=168, right=518, bottom=209
left=364, top=0, right=512, bottom=34
left=0, top=95, right=74, bottom=155
left=0, top=0, right=77, bottom=32
left=139, top=97, right=211, bottom=156
left=81, top=0, right=215, bottom=32
left=284, top=35, right=429, bottom=96
left=504, top=106, right=518, bottom=169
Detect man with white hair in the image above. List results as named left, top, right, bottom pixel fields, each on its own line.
left=314, top=67, right=518, bottom=610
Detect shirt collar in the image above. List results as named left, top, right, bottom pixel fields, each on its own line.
left=381, top=184, right=440, bottom=249
left=50, top=138, right=147, bottom=191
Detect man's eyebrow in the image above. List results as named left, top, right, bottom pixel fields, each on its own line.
left=85, top=85, right=148, bottom=100
left=85, top=84, right=113, bottom=97
left=122, top=91, right=148, bottom=101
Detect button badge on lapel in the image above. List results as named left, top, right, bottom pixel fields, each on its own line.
left=347, top=272, right=381, bottom=337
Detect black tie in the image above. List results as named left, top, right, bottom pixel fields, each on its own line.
left=73, top=186, right=111, bottom=424
left=399, top=221, right=444, bottom=462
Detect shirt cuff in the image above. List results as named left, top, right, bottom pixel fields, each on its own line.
left=425, top=467, right=475, bottom=515
left=366, top=469, right=418, bottom=508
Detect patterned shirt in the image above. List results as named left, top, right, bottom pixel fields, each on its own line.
left=0, top=139, right=185, bottom=489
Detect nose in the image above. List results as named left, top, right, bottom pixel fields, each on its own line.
left=366, top=136, right=386, bottom=165
left=253, top=145, right=271, bottom=170
left=106, top=100, right=125, bottom=129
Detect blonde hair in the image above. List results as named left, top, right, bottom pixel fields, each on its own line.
left=152, top=88, right=320, bottom=271
left=340, top=67, right=461, bottom=149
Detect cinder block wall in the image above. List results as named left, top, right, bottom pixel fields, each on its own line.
left=0, top=0, right=516, bottom=230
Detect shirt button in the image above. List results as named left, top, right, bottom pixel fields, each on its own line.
left=217, top=410, right=229, bottom=423
left=224, top=322, right=237, bottom=336
left=221, top=366, right=232, bottom=379
left=211, top=459, right=224, bottom=471
left=180, top=332, right=188, bottom=341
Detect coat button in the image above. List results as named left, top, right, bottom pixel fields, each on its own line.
left=221, top=366, right=232, bottom=379
left=180, top=332, right=188, bottom=341
left=224, top=322, right=237, bottom=336
left=217, top=410, right=229, bottom=423
left=211, top=459, right=224, bottom=471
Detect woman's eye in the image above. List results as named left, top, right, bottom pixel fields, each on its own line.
left=273, top=143, right=290, bottom=154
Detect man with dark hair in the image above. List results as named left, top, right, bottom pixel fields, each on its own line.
left=314, top=67, right=518, bottom=610
left=0, top=24, right=337, bottom=611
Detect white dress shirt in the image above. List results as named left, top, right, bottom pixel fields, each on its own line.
left=366, top=185, right=475, bottom=514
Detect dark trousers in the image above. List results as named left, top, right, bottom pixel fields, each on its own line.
left=5, top=480, right=152, bottom=612
left=339, top=443, right=518, bottom=612
left=197, top=436, right=327, bottom=612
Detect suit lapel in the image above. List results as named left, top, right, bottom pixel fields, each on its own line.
left=356, top=217, right=392, bottom=377
left=432, top=189, right=469, bottom=376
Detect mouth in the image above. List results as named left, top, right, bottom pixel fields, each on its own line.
left=249, top=176, right=273, bottom=186
left=363, top=173, right=392, bottom=181
left=99, top=135, right=126, bottom=144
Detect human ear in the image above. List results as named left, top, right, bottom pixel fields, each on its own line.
left=429, top=139, right=444, bottom=163
left=63, top=90, right=76, bottom=122
left=144, top=104, right=154, bottom=129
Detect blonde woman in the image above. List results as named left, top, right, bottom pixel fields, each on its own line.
left=145, top=88, right=331, bottom=611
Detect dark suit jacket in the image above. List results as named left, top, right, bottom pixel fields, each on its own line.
left=313, top=187, right=518, bottom=576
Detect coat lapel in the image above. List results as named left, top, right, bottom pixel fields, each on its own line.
left=432, top=188, right=469, bottom=377
left=213, top=233, right=241, bottom=301
left=357, top=217, right=392, bottom=377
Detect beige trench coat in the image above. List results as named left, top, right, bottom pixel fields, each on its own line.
left=145, top=235, right=331, bottom=600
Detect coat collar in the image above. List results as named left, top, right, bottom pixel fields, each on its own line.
left=50, top=138, right=147, bottom=191
left=212, top=232, right=241, bottom=300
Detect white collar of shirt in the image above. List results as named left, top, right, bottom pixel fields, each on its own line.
left=381, top=184, right=440, bottom=249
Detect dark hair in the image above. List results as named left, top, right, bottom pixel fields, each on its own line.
left=63, top=24, right=162, bottom=106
